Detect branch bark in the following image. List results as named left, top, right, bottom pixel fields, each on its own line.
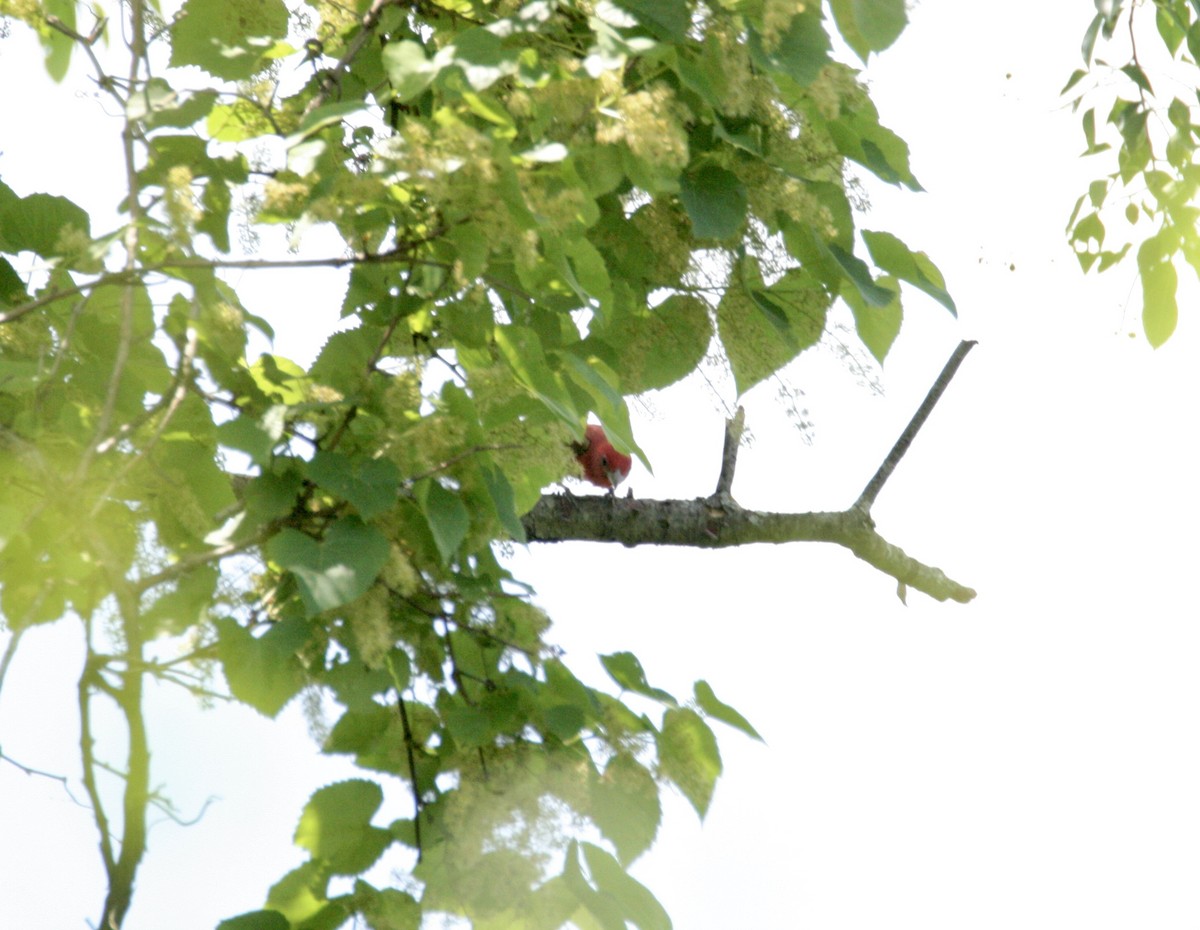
left=522, top=495, right=974, bottom=603
left=524, top=340, right=978, bottom=604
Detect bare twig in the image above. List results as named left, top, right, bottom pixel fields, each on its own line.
left=854, top=339, right=977, bottom=514
left=396, top=696, right=424, bottom=861
left=134, top=535, right=264, bottom=595
left=0, top=240, right=445, bottom=326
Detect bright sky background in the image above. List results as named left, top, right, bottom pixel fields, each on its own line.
left=4, top=1, right=1200, bottom=928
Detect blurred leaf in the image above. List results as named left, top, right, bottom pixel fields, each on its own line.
left=600, top=652, right=676, bottom=705
left=679, top=165, right=747, bottom=240
left=414, top=480, right=470, bottom=563
left=590, top=754, right=661, bottom=864
left=267, top=518, right=390, bottom=616
left=693, top=680, right=764, bottom=742
left=216, top=617, right=309, bottom=717
left=309, top=451, right=401, bottom=520
left=657, top=708, right=722, bottom=818
left=862, top=229, right=956, bottom=315
left=216, top=910, right=290, bottom=930
left=170, top=0, right=289, bottom=79
left=295, top=780, right=392, bottom=875
left=830, top=0, right=907, bottom=59
left=581, top=843, right=671, bottom=930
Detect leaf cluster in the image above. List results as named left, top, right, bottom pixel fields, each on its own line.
left=0, top=0, right=948, bottom=927
left=1064, top=0, right=1200, bottom=346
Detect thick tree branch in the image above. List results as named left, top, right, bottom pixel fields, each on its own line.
left=523, top=495, right=974, bottom=603
left=524, top=341, right=978, bottom=604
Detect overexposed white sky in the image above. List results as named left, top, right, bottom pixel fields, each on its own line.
left=5, top=2, right=1200, bottom=928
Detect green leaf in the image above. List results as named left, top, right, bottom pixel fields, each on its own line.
left=595, top=295, right=713, bottom=394
left=309, top=451, right=401, bottom=520
left=679, top=165, right=747, bottom=240
left=0, top=257, right=27, bottom=306
left=353, top=881, right=421, bottom=930
left=1060, top=68, right=1088, bottom=96
left=830, top=0, right=908, bottom=60
left=494, top=326, right=581, bottom=426
left=295, top=780, right=392, bottom=875
left=843, top=276, right=902, bottom=363
left=216, top=414, right=279, bottom=466
left=265, top=862, right=336, bottom=927
left=415, top=479, right=470, bottom=563
left=717, top=260, right=829, bottom=396
left=170, top=0, right=289, bottom=80
left=541, top=659, right=596, bottom=741
left=1139, top=242, right=1178, bottom=347
left=479, top=462, right=527, bottom=542
left=562, top=842, right=628, bottom=930
left=693, top=680, right=764, bottom=742
left=747, top=8, right=832, bottom=87
left=581, top=842, right=671, bottom=930
left=144, top=564, right=218, bottom=636
left=600, top=652, right=676, bottom=704
left=381, top=40, right=437, bottom=102
left=825, top=241, right=893, bottom=307
left=1120, top=62, right=1154, bottom=95
left=216, top=616, right=309, bottom=717
left=41, top=0, right=76, bottom=81
left=267, top=517, right=390, bottom=617
left=611, top=0, right=689, bottom=40
left=825, top=96, right=921, bottom=190
left=250, top=354, right=309, bottom=404
left=445, top=27, right=520, bottom=91
left=216, top=910, right=290, bottom=930
left=239, top=467, right=305, bottom=529
left=657, top=708, right=722, bottom=819
left=1157, top=5, right=1187, bottom=56
left=590, top=754, right=661, bottom=865
left=0, top=192, right=91, bottom=258
left=861, top=229, right=957, bottom=315
left=1082, top=13, right=1104, bottom=64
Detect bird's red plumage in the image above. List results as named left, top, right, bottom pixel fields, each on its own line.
left=576, top=424, right=632, bottom=489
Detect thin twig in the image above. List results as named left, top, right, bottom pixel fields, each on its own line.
left=134, top=534, right=264, bottom=595
left=396, top=696, right=424, bottom=861
left=854, top=339, right=977, bottom=514
left=302, top=0, right=404, bottom=118
left=0, top=239, right=444, bottom=326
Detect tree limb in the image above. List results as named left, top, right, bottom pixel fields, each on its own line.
left=522, top=495, right=974, bottom=603
left=524, top=341, right=978, bottom=604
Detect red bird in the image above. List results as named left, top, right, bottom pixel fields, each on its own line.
left=575, top=424, right=632, bottom=489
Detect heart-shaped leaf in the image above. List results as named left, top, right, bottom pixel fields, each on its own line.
left=267, top=517, right=389, bottom=617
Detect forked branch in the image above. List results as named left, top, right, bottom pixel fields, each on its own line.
left=525, top=341, right=978, bottom=604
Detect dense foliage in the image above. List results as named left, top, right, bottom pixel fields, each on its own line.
left=0, top=0, right=963, bottom=927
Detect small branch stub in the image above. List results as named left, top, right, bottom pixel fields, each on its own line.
left=712, top=406, right=746, bottom=502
